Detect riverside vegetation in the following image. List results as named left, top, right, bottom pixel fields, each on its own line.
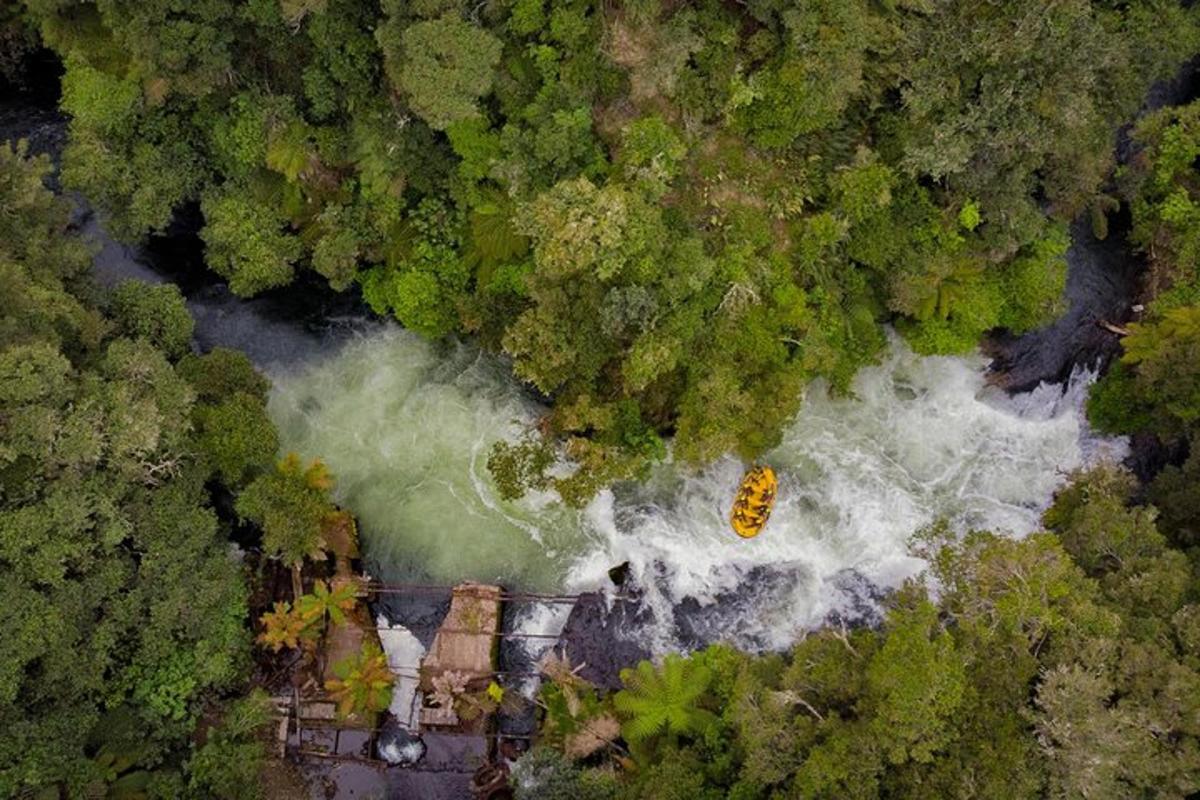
left=2, top=0, right=1200, bottom=798
left=15, top=0, right=1200, bottom=502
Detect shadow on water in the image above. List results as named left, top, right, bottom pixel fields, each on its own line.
left=984, top=214, right=1142, bottom=393
left=2, top=57, right=377, bottom=373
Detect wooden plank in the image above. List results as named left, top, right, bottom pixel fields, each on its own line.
left=421, top=583, right=502, bottom=679
left=418, top=583, right=502, bottom=731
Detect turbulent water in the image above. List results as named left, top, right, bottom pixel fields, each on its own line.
left=269, top=326, right=1125, bottom=652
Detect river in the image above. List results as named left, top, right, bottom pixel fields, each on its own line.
left=266, top=323, right=1123, bottom=653
left=1, top=87, right=1129, bottom=655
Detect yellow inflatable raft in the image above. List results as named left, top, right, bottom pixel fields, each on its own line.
left=730, top=465, right=777, bottom=539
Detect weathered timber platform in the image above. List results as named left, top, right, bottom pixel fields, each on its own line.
left=418, top=582, right=502, bottom=730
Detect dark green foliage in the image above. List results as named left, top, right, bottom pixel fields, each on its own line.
left=0, top=145, right=272, bottom=797
left=193, top=393, right=279, bottom=489
left=22, top=0, right=1200, bottom=501
left=185, top=690, right=273, bottom=800
left=1147, top=442, right=1200, bottom=549
left=178, top=347, right=270, bottom=405
left=1093, top=98, right=1200, bottom=454
left=511, top=747, right=619, bottom=800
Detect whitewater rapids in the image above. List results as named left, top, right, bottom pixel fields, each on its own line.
left=267, top=326, right=1124, bottom=652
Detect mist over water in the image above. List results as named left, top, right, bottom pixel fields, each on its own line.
left=268, top=326, right=1124, bottom=651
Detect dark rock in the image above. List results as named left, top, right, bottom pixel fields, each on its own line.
left=556, top=593, right=653, bottom=690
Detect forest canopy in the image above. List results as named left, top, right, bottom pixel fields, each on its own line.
left=0, top=143, right=283, bottom=797
left=19, top=0, right=1200, bottom=500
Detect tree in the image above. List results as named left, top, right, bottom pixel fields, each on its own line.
left=186, top=691, right=274, bottom=800
left=109, top=280, right=194, bottom=359
left=192, top=393, right=279, bottom=489
left=200, top=187, right=303, bottom=297
left=295, top=578, right=358, bottom=628
left=613, top=654, right=719, bottom=750
left=0, top=146, right=260, bottom=797
left=257, top=601, right=314, bottom=652
left=235, top=453, right=337, bottom=597
left=379, top=12, right=502, bottom=130
left=1118, top=307, right=1200, bottom=438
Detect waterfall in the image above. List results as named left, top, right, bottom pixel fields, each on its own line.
left=267, top=325, right=1124, bottom=652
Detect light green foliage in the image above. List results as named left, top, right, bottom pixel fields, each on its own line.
left=380, top=13, right=502, bottom=130
left=521, top=177, right=662, bottom=284
left=59, top=57, right=141, bottom=136
left=618, top=115, right=687, bottom=194
left=0, top=148, right=263, bottom=796
left=201, top=187, right=303, bottom=297
left=957, top=201, right=981, bottom=232
left=997, top=224, right=1069, bottom=333
left=613, top=653, right=719, bottom=749
left=236, top=453, right=337, bottom=567
left=109, top=280, right=194, bottom=359
left=1116, top=306, right=1200, bottom=438
left=295, top=578, right=357, bottom=628
left=325, top=643, right=393, bottom=718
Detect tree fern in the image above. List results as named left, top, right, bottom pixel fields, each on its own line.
left=612, top=653, right=718, bottom=745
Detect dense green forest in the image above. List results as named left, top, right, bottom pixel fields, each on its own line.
left=0, top=141, right=348, bottom=796
left=17, top=0, right=1200, bottom=501
left=1088, top=99, right=1200, bottom=547
left=5, top=0, right=1200, bottom=797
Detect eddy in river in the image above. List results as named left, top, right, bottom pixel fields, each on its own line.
left=730, top=465, right=777, bottom=538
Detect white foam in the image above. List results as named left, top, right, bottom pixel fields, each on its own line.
left=376, top=614, right=425, bottom=728
left=271, top=329, right=1126, bottom=653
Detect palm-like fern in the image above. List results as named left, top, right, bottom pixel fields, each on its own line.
left=612, top=653, right=718, bottom=745
left=257, top=601, right=316, bottom=651
left=325, top=643, right=393, bottom=719
left=295, top=579, right=358, bottom=627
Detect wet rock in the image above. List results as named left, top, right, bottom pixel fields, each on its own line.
left=823, top=569, right=889, bottom=630
left=556, top=593, right=653, bottom=690
left=1125, top=431, right=1190, bottom=487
